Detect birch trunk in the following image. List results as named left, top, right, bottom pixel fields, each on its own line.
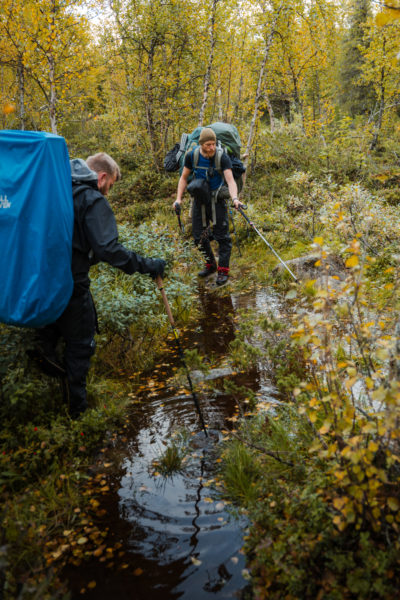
left=265, top=91, right=275, bottom=133
left=244, top=2, right=284, bottom=164
left=146, top=39, right=159, bottom=169
left=48, top=54, right=57, bottom=135
left=370, top=67, right=385, bottom=151
left=17, top=57, right=25, bottom=131
left=233, top=26, right=247, bottom=120
left=198, top=0, right=218, bottom=127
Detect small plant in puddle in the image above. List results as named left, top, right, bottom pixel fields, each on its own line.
left=158, top=443, right=185, bottom=475
left=154, top=430, right=191, bottom=475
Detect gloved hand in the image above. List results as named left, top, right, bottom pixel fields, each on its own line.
left=148, top=258, right=166, bottom=279
left=173, top=201, right=181, bottom=215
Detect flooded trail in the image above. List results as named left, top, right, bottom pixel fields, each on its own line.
left=67, top=285, right=281, bottom=599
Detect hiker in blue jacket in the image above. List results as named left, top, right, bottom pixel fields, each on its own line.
left=34, top=153, right=165, bottom=418
left=174, top=128, right=244, bottom=286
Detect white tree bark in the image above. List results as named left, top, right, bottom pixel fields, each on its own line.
left=198, top=0, right=218, bottom=127
left=244, top=1, right=284, bottom=164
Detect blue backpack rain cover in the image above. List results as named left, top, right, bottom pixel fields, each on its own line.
left=0, top=130, right=74, bottom=327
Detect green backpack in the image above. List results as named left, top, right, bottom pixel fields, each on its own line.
left=177, top=122, right=245, bottom=186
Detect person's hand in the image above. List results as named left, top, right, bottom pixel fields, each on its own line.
left=148, top=258, right=166, bottom=279
left=232, top=197, right=244, bottom=210
left=173, top=200, right=182, bottom=215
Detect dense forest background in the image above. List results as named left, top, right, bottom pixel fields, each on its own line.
left=1, top=0, right=399, bottom=166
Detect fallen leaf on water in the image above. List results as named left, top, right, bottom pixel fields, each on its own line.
left=191, top=556, right=202, bottom=566
left=77, top=537, right=88, bottom=545
left=231, top=556, right=239, bottom=564
left=93, top=545, right=105, bottom=557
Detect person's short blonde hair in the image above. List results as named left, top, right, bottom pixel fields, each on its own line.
left=86, top=152, right=121, bottom=181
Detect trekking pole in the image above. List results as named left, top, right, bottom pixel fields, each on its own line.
left=237, top=207, right=298, bottom=282
left=155, top=276, right=208, bottom=437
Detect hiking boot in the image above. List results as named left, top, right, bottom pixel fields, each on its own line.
left=216, top=268, right=229, bottom=286
left=198, top=263, right=217, bottom=277
left=69, top=400, right=88, bottom=420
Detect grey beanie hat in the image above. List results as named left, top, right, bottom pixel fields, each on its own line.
left=199, top=127, right=216, bottom=144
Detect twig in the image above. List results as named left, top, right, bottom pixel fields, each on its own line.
left=229, top=431, right=296, bottom=467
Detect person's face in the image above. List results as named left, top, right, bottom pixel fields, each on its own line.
left=201, top=140, right=216, bottom=158
left=97, top=171, right=117, bottom=196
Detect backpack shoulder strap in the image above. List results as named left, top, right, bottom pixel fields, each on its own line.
left=192, top=146, right=200, bottom=169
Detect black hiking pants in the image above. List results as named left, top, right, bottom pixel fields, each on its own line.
left=191, top=195, right=232, bottom=269
left=38, top=290, right=96, bottom=417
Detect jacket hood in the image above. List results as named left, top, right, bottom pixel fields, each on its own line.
left=70, top=158, right=98, bottom=184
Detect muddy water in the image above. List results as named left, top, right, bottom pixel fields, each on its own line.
left=68, top=285, right=281, bottom=599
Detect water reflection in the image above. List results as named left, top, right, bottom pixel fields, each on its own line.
left=67, top=287, right=280, bottom=599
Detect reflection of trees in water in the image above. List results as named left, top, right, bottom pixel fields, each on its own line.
left=196, top=288, right=236, bottom=355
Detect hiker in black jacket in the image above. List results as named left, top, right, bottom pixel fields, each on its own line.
left=174, top=128, right=244, bottom=286
left=35, top=153, right=165, bottom=418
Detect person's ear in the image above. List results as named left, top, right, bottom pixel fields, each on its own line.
left=97, top=172, right=107, bottom=188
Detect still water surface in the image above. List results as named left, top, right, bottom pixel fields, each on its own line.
left=68, top=286, right=280, bottom=599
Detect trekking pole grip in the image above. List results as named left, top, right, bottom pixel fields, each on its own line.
left=155, top=276, right=176, bottom=328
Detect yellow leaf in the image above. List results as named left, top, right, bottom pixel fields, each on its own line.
left=2, top=103, right=15, bottom=115
left=376, top=8, right=400, bottom=26
left=319, top=421, right=332, bottom=435
left=333, top=515, right=346, bottom=531
left=333, top=497, right=347, bottom=511
left=133, top=568, right=143, bottom=576
left=314, top=237, right=323, bottom=245
left=88, top=581, right=96, bottom=589
left=308, top=411, right=317, bottom=423
left=345, top=255, right=359, bottom=268
left=388, top=497, right=400, bottom=511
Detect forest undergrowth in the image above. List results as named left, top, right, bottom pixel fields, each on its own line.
left=1, top=124, right=400, bottom=599
left=217, top=126, right=400, bottom=599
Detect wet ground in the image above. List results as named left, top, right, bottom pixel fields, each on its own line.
left=67, top=284, right=281, bottom=599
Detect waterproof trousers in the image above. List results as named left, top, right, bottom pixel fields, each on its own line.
left=191, top=196, right=232, bottom=269
left=38, top=290, right=96, bottom=417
